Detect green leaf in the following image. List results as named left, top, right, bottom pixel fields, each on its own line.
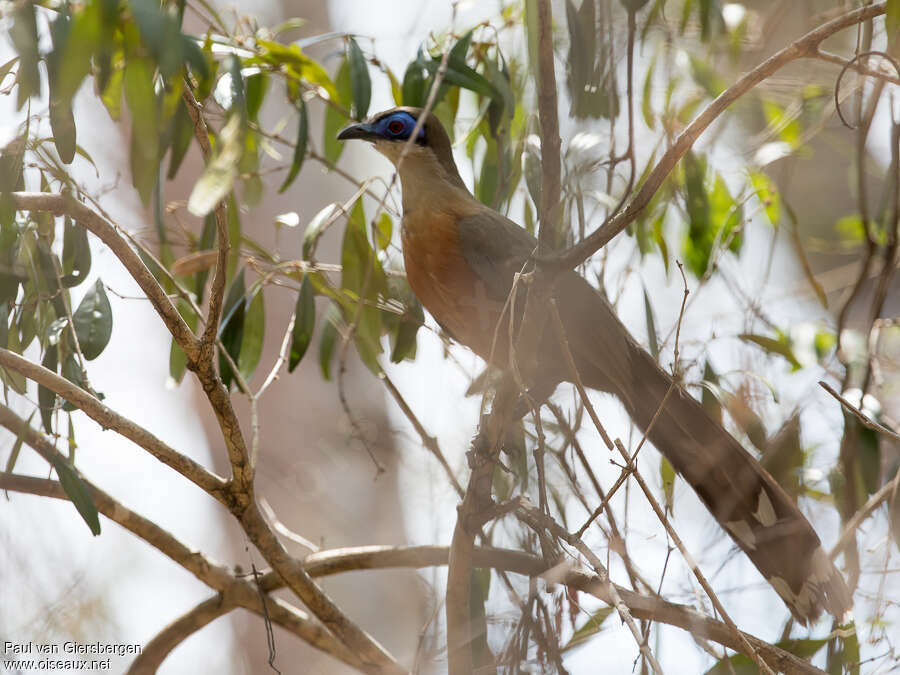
left=218, top=269, right=246, bottom=390
left=660, top=456, right=676, bottom=512
left=61, top=218, right=91, bottom=287
left=48, top=15, right=77, bottom=164
left=888, top=0, right=900, bottom=50
left=167, top=98, right=194, bottom=179
left=53, top=457, right=101, bottom=536
left=254, top=40, right=338, bottom=101
left=238, top=286, right=265, bottom=381
left=278, top=98, right=308, bottom=193
left=125, top=57, right=160, bottom=205
left=57, top=1, right=100, bottom=105
left=347, top=37, right=371, bottom=120
left=323, top=59, right=351, bottom=164
left=642, top=285, right=659, bottom=360
left=0, top=56, right=19, bottom=87
left=390, top=295, right=423, bottom=364
left=375, top=212, right=392, bottom=250
left=827, top=622, right=859, bottom=675
left=39, top=348, right=58, bottom=434
left=763, top=100, right=801, bottom=148
left=835, top=214, right=868, bottom=248
left=72, top=279, right=112, bottom=360
left=701, top=360, right=722, bottom=424
left=642, top=49, right=658, bottom=130
left=423, top=38, right=500, bottom=103
left=124, top=56, right=160, bottom=160
left=814, top=329, right=836, bottom=360
left=401, top=51, right=426, bottom=107
left=9, top=1, right=40, bottom=108
left=169, top=298, right=198, bottom=384
left=340, top=200, right=385, bottom=373
left=682, top=151, right=711, bottom=277
left=385, top=65, right=403, bottom=106
left=739, top=332, right=802, bottom=371
left=318, top=303, right=340, bottom=381
left=245, top=72, right=268, bottom=122
left=289, top=275, right=315, bottom=372
left=562, top=607, right=615, bottom=652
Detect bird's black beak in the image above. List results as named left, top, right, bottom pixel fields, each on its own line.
left=337, top=122, right=377, bottom=141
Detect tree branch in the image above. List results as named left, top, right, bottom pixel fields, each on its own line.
left=232, top=543, right=830, bottom=675
left=0, top=351, right=227, bottom=498
left=181, top=88, right=230, bottom=362
left=237, top=500, right=407, bottom=674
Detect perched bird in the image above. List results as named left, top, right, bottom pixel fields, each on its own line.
left=338, top=107, right=851, bottom=623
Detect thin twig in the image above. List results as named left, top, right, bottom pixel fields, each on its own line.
left=181, top=88, right=231, bottom=358
left=818, top=380, right=900, bottom=443
left=380, top=371, right=464, bottom=497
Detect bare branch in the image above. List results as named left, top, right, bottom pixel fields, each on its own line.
left=233, top=543, right=829, bottom=675
left=181, top=88, right=230, bottom=359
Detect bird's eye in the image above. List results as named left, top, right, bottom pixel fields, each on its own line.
left=387, top=119, right=406, bottom=134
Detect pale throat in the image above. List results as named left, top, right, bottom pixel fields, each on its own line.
left=373, top=141, right=472, bottom=216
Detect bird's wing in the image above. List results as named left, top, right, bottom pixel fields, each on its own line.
left=455, top=208, right=538, bottom=303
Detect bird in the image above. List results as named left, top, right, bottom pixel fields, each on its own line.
left=337, top=106, right=851, bottom=623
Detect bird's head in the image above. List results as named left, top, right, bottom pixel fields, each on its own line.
left=337, top=107, right=465, bottom=189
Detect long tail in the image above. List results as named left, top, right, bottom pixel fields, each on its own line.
left=558, top=279, right=851, bottom=623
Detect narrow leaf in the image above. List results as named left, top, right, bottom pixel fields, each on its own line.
left=278, top=98, right=308, bottom=192
left=319, top=303, right=340, bottom=381
left=562, top=607, right=615, bottom=652
left=347, top=37, right=371, bottom=120
left=71, top=279, right=112, bottom=360
left=238, top=286, right=265, bottom=380
left=642, top=285, right=659, bottom=360
left=53, top=457, right=101, bottom=536
left=289, top=275, right=315, bottom=372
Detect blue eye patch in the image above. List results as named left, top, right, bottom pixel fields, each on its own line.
left=373, top=112, right=425, bottom=143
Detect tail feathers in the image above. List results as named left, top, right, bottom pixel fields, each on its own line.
left=583, top=335, right=851, bottom=623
